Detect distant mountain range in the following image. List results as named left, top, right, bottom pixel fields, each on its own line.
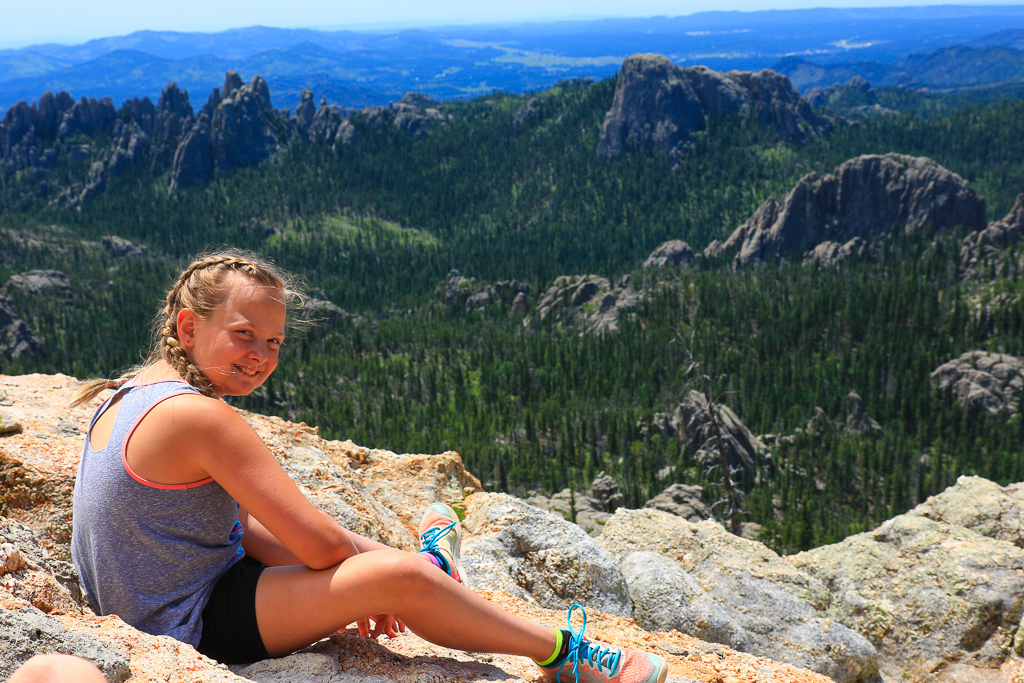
left=4, top=5, right=1024, bottom=111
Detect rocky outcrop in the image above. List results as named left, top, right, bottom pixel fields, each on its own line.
left=642, top=239, right=694, bottom=268
left=390, top=92, right=445, bottom=137
left=842, top=392, right=884, bottom=437
left=599, top=509, right=880, bottom=682
left=1, top=373, right=841, bottom=683
left=653, top=390, right=770, bottom=487
left=930, top=351, right=1024, bottom=417
left=803, top=76, right=873, bottom=109
left=802, top=236, right=867, bottom=267
left=709, top=153, right=987, bottom=266
left=597, top=54, right=831, bottom=159
left=789, top=475, right=1024, bottom=680
left=4, top=270, right=71, bottom=297
left=961, top=193, right=1024, bottom=281
left=435, top=269, right=530, bottom=312
left=534, top=274, right=640, bottom=334
left=525, top=472, right=625, bottom=536
left=0, top=296, right=41, bottom=359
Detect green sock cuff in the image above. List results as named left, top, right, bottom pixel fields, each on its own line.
left=536, top=628, right=566, bottom=667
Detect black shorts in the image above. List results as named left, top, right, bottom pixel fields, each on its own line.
left=197, top=557, right=269, bottom=664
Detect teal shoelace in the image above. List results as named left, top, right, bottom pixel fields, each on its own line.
left=418, top=520, right=456, bottom=571
left=557, top=604, right=622, bottom=682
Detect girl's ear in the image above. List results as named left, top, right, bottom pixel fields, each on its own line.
left=177, top=309, right=197, bottom=347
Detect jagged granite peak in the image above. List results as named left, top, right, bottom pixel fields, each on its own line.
left=0, top=91, right=75, bottom=160
left=169, top=111, right=214, bottom=191
left=310, top=101, right=356, bottom=147
left=292, top=89, right=315, bottom=139
left=170, top=72, right=283, bottom=190
left=710, top=153, right=987, bottom=266
left=221, top=70, right=244, bottom=100
left=597, top=54, right=831, bottom=159
left=157, top=82, right=193, bottom=120
left=57, top=96, right=117, bottom=140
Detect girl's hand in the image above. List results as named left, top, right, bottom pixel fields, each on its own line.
left=356, top=614, right=406, bottom=639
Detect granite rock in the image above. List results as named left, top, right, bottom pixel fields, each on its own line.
left=461, top=492, right=632, bottom=617
left=930, top=351, right=1024, bottom=417
left=711, top=153, right=986, bottom=266
left=599, top=509, right=879, bottom=682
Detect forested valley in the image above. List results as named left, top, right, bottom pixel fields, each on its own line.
left=2, top=74, right=1024, bottom=555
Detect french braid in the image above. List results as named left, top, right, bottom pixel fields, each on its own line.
left=70, top=250, right=303, bottom=407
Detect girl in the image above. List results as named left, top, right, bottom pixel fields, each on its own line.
left=70, top=250, right=667, bottom=683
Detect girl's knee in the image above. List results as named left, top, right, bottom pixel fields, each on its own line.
left=344, top=549, right=436, bottom=592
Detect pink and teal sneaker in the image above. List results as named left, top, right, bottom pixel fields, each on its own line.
left=537, top=604, right=668, bottom=683
left=417, top=503, right=469, bottom=588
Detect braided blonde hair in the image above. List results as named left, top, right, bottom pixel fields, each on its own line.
left=71, top=250, right=304, bottom=407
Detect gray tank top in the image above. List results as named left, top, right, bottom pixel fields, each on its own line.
left=71, top=380, right=244, bottom=647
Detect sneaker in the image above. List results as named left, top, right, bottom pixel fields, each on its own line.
left=418, top=503, right=469, bottom=588
left=537, top=604, right=668, bottom=683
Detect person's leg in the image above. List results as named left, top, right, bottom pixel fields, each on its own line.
left=8, top=654, right=106, bottom=683
left=254, top=548, right=557, bottom=660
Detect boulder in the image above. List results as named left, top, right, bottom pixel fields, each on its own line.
left=599, top=509, right=879, bottom=682
left=930, top=351, right=1023, bottom=417
left=644, top=483, right=710, bottom=521
left=0, top=608, right=130, bottom=682
left=914, top=475, right=1024, bottom=547
left=101, top=236, right=147, bottom=259
left=598, top=54, right=830, bottom=158
left=642, top=240, right=694, bottom=268
left=712, top=153, right=987, bottom=266
left=802, top=236, right=867, bottom=267
left=789, top=478, right=1024, bottom=680
left=460, top=492, right=632, bottom=617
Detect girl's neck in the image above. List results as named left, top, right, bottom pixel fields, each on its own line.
left=134, top=361, right=187, bottom=386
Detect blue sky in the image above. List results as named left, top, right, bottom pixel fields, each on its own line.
left=3, top=0, right=1020, bottom=48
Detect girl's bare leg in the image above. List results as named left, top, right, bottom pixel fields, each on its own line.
left=254, top=548, right=556, bottom=660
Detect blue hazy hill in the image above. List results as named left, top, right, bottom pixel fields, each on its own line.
left=4, top=5, right=1024, bottom=111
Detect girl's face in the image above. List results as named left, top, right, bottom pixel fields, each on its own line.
left=178, top=274, right=287, bottom=397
